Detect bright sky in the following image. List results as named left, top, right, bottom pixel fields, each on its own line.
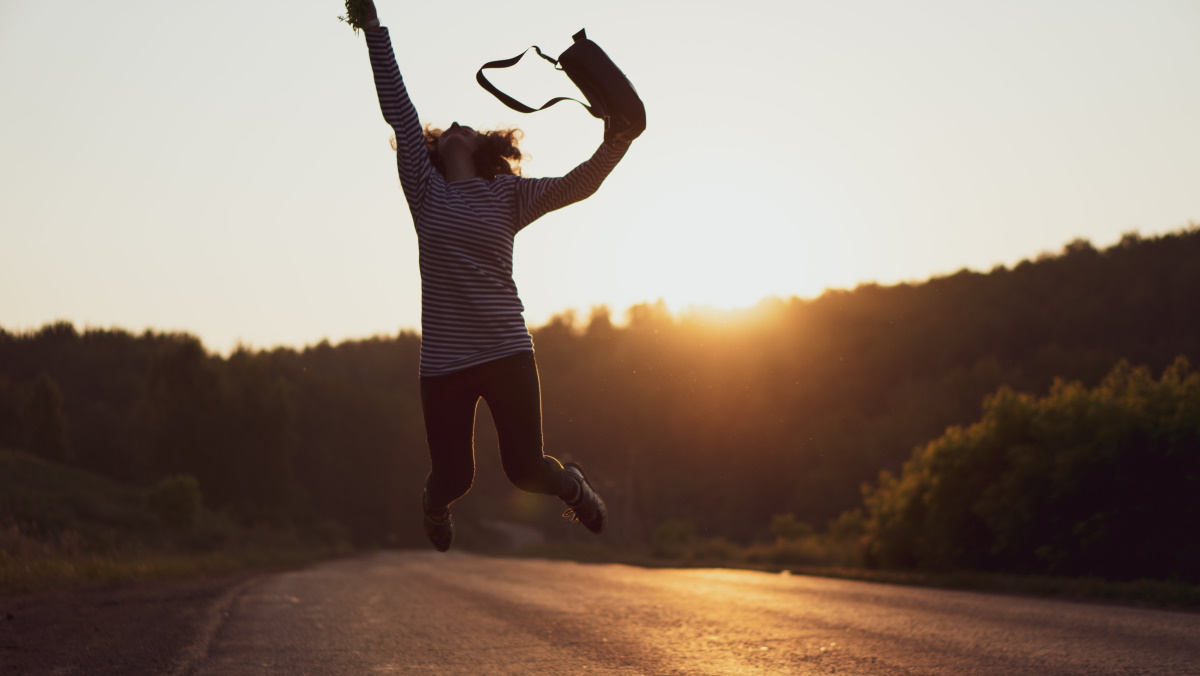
left=2, top=0, right=1198, bottom=352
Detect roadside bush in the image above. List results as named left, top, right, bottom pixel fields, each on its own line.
left=309, top=518, right=351, bottom=548
left=146, top=474, right=203, bottom=529
left=862, top=357, right=1200, bottom=582
left=652, top=518, right=696, bottom=559
left=181, top=509, right=239, bottom=550
left=770, top=513, right=814, bottom=541
left=746, top=537, right=826, bottom=566
left=691, top=537, right=745, bottom=563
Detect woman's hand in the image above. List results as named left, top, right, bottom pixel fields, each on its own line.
left=610, top=126, right=641, bottom=144
left=342, top=0, right=379, bottom=30
left=606, top=116, right=643, bottom=145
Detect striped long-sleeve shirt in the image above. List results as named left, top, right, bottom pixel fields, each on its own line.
left=365, top=27, right=631, bottom=377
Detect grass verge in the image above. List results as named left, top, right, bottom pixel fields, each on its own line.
left=0, top=544, right=348, bottom=595
left=0, top=449, right=351, bottom=595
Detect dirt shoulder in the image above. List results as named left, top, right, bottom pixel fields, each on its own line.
left=0, top=572, right=261, bottom=676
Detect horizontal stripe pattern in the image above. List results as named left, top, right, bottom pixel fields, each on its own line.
left=366, top=27, right=631, bottom=376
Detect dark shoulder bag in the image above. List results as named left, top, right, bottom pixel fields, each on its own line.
left=476, top=29, right=646, bottom=142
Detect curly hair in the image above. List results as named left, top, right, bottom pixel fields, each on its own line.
left=414, top=125, right=525, bottom=180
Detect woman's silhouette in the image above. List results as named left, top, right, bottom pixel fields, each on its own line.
left=350, top=1, right=638, bottom=551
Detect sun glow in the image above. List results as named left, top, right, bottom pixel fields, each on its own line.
left=600, top=183, right=853, bottom=316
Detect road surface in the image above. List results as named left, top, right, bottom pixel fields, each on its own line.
left=184, top=551, right=1199, bottom=675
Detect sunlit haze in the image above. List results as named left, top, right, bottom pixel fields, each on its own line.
left=2, top=0, right=1197, bottom=352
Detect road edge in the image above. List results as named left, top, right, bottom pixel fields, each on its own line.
left=169, top=574, right=264, bottom=676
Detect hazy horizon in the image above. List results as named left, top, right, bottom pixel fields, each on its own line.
left=5, top=224, right=1190, bottom=355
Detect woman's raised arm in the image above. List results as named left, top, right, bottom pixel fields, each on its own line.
left=353, top=1, right=435, bottom=213
left=513, top=136, right=632, bottom=230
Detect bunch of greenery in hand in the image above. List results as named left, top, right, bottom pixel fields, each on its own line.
left=339, top=0, right=379, bottom=32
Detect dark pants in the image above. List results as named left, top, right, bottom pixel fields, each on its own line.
left=419, top=351, right=575, bottom=510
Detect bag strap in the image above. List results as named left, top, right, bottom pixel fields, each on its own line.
left=476, top=42, right=591, bottom=114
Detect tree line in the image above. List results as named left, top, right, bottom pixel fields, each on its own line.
left=1, top=226, right=1196, bottom=578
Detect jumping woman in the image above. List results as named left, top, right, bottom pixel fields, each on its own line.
left=348, top=1, right=638, bottom=551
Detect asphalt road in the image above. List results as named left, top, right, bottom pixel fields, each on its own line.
left=183, top=551, right=1200, bottom=675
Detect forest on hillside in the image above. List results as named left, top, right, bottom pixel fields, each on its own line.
left=1, top=227, right=1197, bottom=576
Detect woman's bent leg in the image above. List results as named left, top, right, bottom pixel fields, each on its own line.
left=420, top=371, right=481, bottom=509
left=481, top=352, right=577, bottom=499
